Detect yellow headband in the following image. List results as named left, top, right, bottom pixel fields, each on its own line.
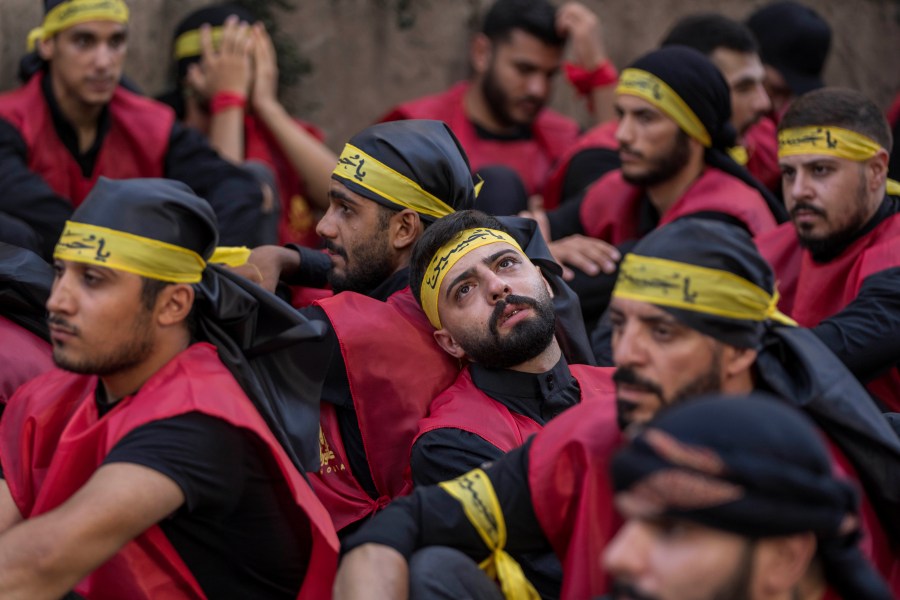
left=173, top=26, right=225, bottom=60
left=27, top=0, right=129, bottom=51
left=778, top=126, right=884, bottom=161
left=613, top=254, right=796, bottom=326
left=616, top=68, right=712, bottom=147
left=333, top=144, right=456, bottom=220
left=53, top=221, right=249, bottom=284
left=420, top=228, right=523, bottom=329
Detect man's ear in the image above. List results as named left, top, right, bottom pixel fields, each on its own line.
left=723, top=345, right=757, bottom=379
left=37, top=36, right=55, bottom=61
left=155, top=284, right=195, bottom=328
left=753, top=534, right=817, bottom=596
left=390, top=209, right=423, bottom=252
left=433, top=328, right=467, bottom=360
left=470, top=33, right=493, bottom=76
left=865, top=149, right=889, bottom=193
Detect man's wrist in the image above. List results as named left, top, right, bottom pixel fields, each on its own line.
left=210, top=91, right=247, bottom=115
left=564, top=60, right=618, bottom=96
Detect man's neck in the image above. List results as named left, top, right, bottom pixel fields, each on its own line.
left=510, top=338, right=562, bottom=374
left=646, top=159, right=706, bottom=216
left=99, top=338, right=190, bottom=404
left=49, top=73, right=103, bottom=153
left=183, top=96, right=210, bottom=135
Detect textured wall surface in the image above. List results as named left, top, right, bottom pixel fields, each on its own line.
left=2, top=0, right=899, bottom=150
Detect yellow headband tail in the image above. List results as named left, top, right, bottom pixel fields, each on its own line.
left=332, top=144, right=456, bottom=220
left=31, top=0, right=129, bottom=50
left=420, top=228, right=523, bottom=329
left=53, top=221, right=249, bottom=283
left=616, top=68, right=712, bottom=147
left=613, top=254, right=796, bottom=326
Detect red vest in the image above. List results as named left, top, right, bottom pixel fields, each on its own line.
left=757, top=216, right=900, bottom=411
left=381, top=81, right=579, bottom=196
left=742, top=117, right=781, bottom=192
left=0, top=316, right=53, bottom=406
left=310, top=288, right=459, bottom=531
left=527, top=397, right=623, bottom=600
left=414, top=364, right=616, bottom=454
left=542, top=120, right=619, bottom=210
left=0, top=73, right=173, bottom=208
left=243, top=115, right=322, bottom=249
left=0, top=343, right=338, bottom=600
left=579, top=167, right=778, bottom=244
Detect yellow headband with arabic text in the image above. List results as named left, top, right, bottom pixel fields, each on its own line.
left=617, top=68, right=712, bottom=147
left=778, top=126, right=900, bottom=195
left=53, top=221, right=249, bottom=283
left=420, top=228, right=523, bottom=329
left=613, top=254, right=796, bottom=326
left=333, top=144, right=457, bottom=220
left=27, top=0, right=129, bottom=51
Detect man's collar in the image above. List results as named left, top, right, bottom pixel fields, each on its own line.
left=470, top=354, right=573, bottom=403
left=367, top=266, right=410, bottom=302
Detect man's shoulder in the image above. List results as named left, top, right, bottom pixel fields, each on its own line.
left=380, top=82, right=468, bottom=122
left=108, top=86, right=176, bottom=125
left=0, top=76, right=45, bottom=123
left=533, top=106, right=580, bottom=136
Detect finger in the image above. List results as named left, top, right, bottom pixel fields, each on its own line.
left=185, top=62, right=206, bottom=91
left=220, top=15, right=240, bottom=54
left=199, top=23, right=215, bottom=61
left=562, top=265, right=575, bottom=281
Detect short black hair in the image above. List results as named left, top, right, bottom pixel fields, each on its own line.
left=661, top=13, right=758, bottom=56
left=409, top=210, right=511, bottom=307
left=482, top=0, right=565, bottom=47
left=780, top=87, right=892, bottom=152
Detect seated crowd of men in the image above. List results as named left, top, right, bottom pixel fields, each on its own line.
left=1, top=0, right=899, bottom=598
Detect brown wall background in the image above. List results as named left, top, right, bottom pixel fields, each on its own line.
left=2, top=0, right=899, bottom=150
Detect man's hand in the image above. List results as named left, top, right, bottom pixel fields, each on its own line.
left=250, top=23, right=281, bottom=116
left=556, top=2, right=607, bottom=70
left=187, top=15, right=254, bottom=98
left=334, top=544, right=409, bottom=600
left=230, top=245, right=301, bottom=292
left=518, top=195, right=551, bottom=244
left=549, top=234, right=621, bottom=280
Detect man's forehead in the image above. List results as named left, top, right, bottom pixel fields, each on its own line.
left=778, top=153, right=846, bottom=169
left=60, top=20, right=128, bottom=37
left=610, top=296, right=676, bottom=321
left=709, top=48, right=764, bottom=85
left=443, top=242, right=523, bottom=281
left=615, top=94, right=666, bottom=117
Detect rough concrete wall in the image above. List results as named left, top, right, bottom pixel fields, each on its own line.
left=2, top=0, right=899, bottom=150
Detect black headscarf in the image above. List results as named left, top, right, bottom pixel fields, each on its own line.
left=334, top=120, right=478, bottom=223
left=612, top=393, right=892, bottom=600
left=67, top=177, right=331, bottom=473
left=625, top=47, right=788, bottom=223
left=0, top=243, right=53, bottom=341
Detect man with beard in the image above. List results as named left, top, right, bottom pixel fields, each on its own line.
left=756, top=88, right=900, bottom=412
left=246, top=121, right=595, bottom=535
left=603, top=394, right=892, bottom=600
left=333, top=218, right=900, bottom=600
left=543, top=13, right=778, bottom=209
left=0, top=0, right=264, bottom=258
left=538, top=46, right=785, bottom=327
left=380, top=0, right=612, bottom=206
left=0, top=177, right=339, bottom=599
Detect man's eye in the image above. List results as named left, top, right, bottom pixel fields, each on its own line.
left=456, top=284, right=471, bottom=300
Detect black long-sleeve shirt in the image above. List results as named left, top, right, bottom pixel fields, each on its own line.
left=0, top=75, right=263, bottom=257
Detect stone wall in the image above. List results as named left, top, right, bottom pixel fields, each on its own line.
left=2, top=0, right=899, bottom=150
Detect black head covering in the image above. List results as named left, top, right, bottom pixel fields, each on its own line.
left=334, top=120, right=478, bottom=223
left=747, top=1, right=831, bottom=95
left=622, top=218, right=778, bottom=349
left=172, top=3, right=257, bottom=83
left=612, top=393, right=892, bottom=600
left=0, top=243, right=53, bottom=341
left=69, top=178, right=332, bottom=473
left=625, top=47, right=788, bottom=223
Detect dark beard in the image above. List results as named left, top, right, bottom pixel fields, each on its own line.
left=50, top=312, right=155, bottom=376
left=795, top=173, right=871, bottom=261
left=458, top=292, right=557, bottom=370
left=621, top=130, right=692, bottom=187
left=480, top=59, right=539, bottom=129
left=325, top=236, right=395, bottom=295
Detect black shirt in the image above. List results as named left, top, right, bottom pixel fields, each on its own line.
left=409, top=356, right=580, bottom=487
left=0, top=76, right=263, bottom=257
left=343, top=439, right=560, bottom=598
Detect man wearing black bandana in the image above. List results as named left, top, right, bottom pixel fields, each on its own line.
left=246, top=120, right=595, bottom=535
left=0, top=0, right=264, bottom=259
left=0, top=178, right=339, bottom=598
left=756, top=88, right=900, bottom=413
left=535, top=46, right=787, bottom=328
left=603, top=394, right=891, bottom=600
left=335, top=218, right=900, bottom=600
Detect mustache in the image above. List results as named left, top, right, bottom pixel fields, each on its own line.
left=47, top=314, right=79, bottom=336
left=323, top=240, right=348, bottom=260
left=488, top=294, right=539, bottom=335
left=790, top=203, right=827, bottom=218
left=613, top=367, right=665, bottom=396
left=609, top=581, right=661, bottom=600
left=618, top=144, right=644, bottom=159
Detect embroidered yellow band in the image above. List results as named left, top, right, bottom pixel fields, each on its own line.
left=420, top=228, right=523, bottom=329
left=778, top=126, right=885, bottom=161
left=728, top=145, right=749, bottom=166
left=439, top=469, right=540, bottom=600
left=173, top=26, right=225, bottom=60
left=613, top=254, right=797, bottom=325
left=617, top=68, right=712, bottom=147
left=53, top=221, right=249, bottom=283
left=333, top=144, right=455, bottom=220
left=27, top=0, right=129, bottom=51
